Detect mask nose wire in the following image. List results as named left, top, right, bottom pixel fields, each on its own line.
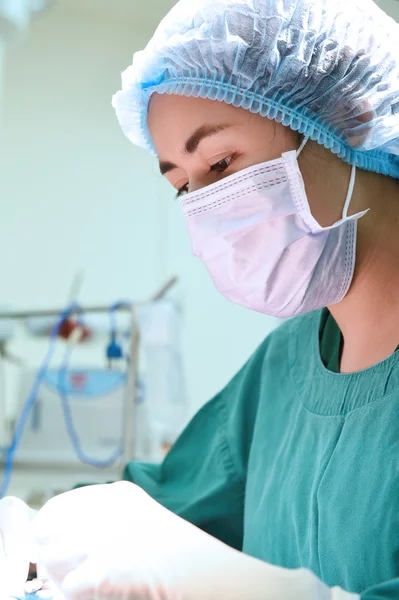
left=342, top=164, right=357, bottom=219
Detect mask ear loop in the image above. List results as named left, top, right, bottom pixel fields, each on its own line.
left=296, top=138, right=356, bottom=219
left=297, top=136, right=309, bottom=157
left=342, top=164, right=357, bottom=219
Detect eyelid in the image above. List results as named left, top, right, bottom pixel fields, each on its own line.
left=210, top=153, right=236, bottom=171
left=208, top=150, right=236, bottom=165
left=174, top=153, right=238, bottom=199
left=172, top=177, right=188, bottom=197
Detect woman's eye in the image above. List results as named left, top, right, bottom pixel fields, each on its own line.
left=210, top=155, right=234, bottom=173
left=174, top=155, right=236, bottom=198
left=176, top=183, right=189, bottom=198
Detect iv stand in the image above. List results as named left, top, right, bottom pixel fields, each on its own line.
left=0, top=276, right=178, bottom=474
left=123, top=305, right=140, bottom=472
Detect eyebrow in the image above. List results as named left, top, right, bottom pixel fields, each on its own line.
left=159, top=124, right=230, bottom=175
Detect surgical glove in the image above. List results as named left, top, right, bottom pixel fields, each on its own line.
left=0, top=497, right=38, bottom=596
left=32, top=482, right=359, bottom=600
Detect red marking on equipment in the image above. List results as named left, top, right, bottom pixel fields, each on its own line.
left=70, top=373, right=87, bottom=389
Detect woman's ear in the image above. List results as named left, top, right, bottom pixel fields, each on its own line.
left=347, top=98, right=375, bottom=149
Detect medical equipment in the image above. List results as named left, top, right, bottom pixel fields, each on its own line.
left=0, top=312, right=16, bottom=449
left=24, top=579, right=44, bottom=594
left=6, top=574, right=60, bottom=600
left=14, top=367, right=128, bottom=466
left=9, top=592, right=61, bottom=600
left=0, top=304, right=88, bottom=499
left=0, top=277, right=188, bottom=497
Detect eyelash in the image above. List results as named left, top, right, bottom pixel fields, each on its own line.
left=176, top=155, right=236, bottom=198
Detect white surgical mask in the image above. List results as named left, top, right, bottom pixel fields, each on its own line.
left=180, top=138, right=367, bottom=318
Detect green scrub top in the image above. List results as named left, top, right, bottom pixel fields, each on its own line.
left=84, top=309, right=399, bottom=599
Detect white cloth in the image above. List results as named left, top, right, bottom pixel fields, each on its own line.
left=30, top=482, right=360, bottom=600
left=0, top=497, right=37, bottom=597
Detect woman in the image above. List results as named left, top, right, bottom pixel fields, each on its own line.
left=1, top=0, right=398, bottom=598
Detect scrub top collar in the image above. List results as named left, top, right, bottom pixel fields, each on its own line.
left=288, top=309, right=399, bottom=417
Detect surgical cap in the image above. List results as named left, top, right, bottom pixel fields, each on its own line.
left=112, top=0, right=399, bottom=179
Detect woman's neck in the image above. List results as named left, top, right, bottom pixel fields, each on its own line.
left=329, top=170, right=399, bottom=373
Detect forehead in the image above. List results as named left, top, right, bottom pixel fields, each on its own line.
left=147, top=94, right=270, bottom=155
left=148, top=94, right=241, bottom=132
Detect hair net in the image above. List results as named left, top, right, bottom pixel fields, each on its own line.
left=112, top=0, right=399, bottom=179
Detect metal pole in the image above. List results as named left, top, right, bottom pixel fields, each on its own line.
left=119, top=274, right=180, bottom=472
left=122, top=306, right=140, bottom=472
left=0, top=276, right=178, bottom=321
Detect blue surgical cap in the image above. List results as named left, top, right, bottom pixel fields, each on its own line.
left=112, top=0, right=399, bottom=179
